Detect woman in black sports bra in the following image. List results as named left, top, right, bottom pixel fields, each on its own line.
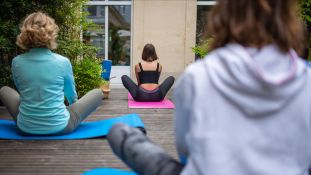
left=121, top=44, right=175, bottom=102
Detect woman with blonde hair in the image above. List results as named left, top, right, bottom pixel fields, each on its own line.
left=107, top=0, right=311, bottom=175
left=0, top=12, right=103, bottom=135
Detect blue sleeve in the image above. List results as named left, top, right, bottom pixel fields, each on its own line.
left=173, top=71, right=194, bottom=165
left=64, top=60, right=78, bottom=104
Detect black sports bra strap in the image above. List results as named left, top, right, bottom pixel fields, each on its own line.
left=139, top=62, right=144, bottom=72
left=156, top=63, right=159, bottom=72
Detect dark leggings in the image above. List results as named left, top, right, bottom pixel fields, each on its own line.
left=121, top=75, right=175, bottom=102
left=107, top=124, right=184, bottom=175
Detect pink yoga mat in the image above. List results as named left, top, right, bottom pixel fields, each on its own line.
left=128, top=94, right=175, bottom=109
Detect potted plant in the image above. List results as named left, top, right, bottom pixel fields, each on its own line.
left=100, top=79, right=110, bottom=99
left=99, top=76, right=116, bottom=99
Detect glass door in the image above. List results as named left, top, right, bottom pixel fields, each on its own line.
left=86, top=0, right=132, bottom=85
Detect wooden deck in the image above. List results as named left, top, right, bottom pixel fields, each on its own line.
left=0, top=88, right=177, bottom=175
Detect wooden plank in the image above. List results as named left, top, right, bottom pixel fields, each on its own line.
left=0, top=88, right=178, bottom=174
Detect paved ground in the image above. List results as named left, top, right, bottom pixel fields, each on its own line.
left=0, top=88, right=177, bottom=175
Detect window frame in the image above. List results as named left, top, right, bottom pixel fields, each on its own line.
left=197, top=1, right=216, bottom=6
left=85, top=0, right=132, bottom=61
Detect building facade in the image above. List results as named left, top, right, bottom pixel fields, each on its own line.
left=86, top=0, right=215, bottom=85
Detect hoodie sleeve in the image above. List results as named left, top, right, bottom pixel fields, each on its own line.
left=173, top=71, right=194, bottom=165
left=64, top=59, right=78, bottom=104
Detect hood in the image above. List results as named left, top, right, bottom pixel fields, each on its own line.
left=206, top=44, right=308, bottom=117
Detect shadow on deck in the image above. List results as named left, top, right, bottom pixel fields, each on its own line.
left=0, top=88, right=177, bottom=175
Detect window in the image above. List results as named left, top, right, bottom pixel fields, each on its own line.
left=196, top=0, right=216, bottom=46
left=197, top=0, right=216, bottom=5
left=86, top=1, right=131, bottom=66
left=108, top=5, right=131, bottom=65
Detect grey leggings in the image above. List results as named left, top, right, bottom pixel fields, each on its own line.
left=107, top=124, right=184, bottom=175
left=0, top=86, right=103, bottom=135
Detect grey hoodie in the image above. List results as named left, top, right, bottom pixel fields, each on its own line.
left=174, top=44, right=311, bottom=175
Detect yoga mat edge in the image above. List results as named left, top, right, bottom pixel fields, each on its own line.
left=0, top=113, right=144, bottom=140
left=82, top=168, right=137, bottom=175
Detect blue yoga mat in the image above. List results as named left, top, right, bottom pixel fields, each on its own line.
left=0, top=114, right=144, bottom=140
left=82, top=168, right=137, bottom=175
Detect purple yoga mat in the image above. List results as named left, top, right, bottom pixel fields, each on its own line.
left=128, top=94, right=175, bottom=109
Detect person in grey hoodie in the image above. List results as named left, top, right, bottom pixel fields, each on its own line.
left=107, top=0, right=311, bottom=175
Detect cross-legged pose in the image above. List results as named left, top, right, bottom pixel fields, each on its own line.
left=122, top=44, right=174, bottom=102
left=0, top=12, right=103, bottom=136
left=107, top=0, right=311, bottom=174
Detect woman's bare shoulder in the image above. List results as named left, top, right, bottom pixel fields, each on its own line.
left=135, top=63, right=141, bottom=72
left=158, top=62, right=162, bottom=71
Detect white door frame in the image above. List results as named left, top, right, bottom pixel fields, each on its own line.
left=197, top=1, right=216, bottom=5
left=86, top=0, right=132, bottom=86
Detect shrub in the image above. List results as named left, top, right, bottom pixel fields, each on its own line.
left=300, top=0, right=311, bottom=25
left=0, top=0, right=100, bottom=96
left=73, top=58, right=102, bottom=97
left=0, top=65, right=14, bottom=88
left=192, top=38, right=212, bottom=59
left=300, top=0, right=311, bottom=60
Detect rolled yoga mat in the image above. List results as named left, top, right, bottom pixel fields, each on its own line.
left=0, top=113, right=144, bottom=140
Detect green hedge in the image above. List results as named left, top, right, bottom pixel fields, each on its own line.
left=73, top=58, right=102, bottom=97
left=0, top=0, right=101, bottom=97
left=301, top=0, right=311, bottom=61
left=0, top=65, right=14, bottom=88
left=301, top=0, right=311, bottom=25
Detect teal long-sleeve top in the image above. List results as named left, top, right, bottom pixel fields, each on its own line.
left=12, top=48, right=78, bottom=134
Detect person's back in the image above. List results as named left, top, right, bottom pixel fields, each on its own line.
left=0, top=12, right=103, bottom=136
left=173, top=0, right=311, bottom=174
left=136, top=61, right=161, bottom=89
left=174, top=44, right=311, bottom=175
left=13, top=48, right=74, bottom=134
left=121, top=43, right=175, bottom=102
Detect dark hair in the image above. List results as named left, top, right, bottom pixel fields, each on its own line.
left=207, top=0, right=304, bottom=55
left=142, top=44, right=158, bottom=62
